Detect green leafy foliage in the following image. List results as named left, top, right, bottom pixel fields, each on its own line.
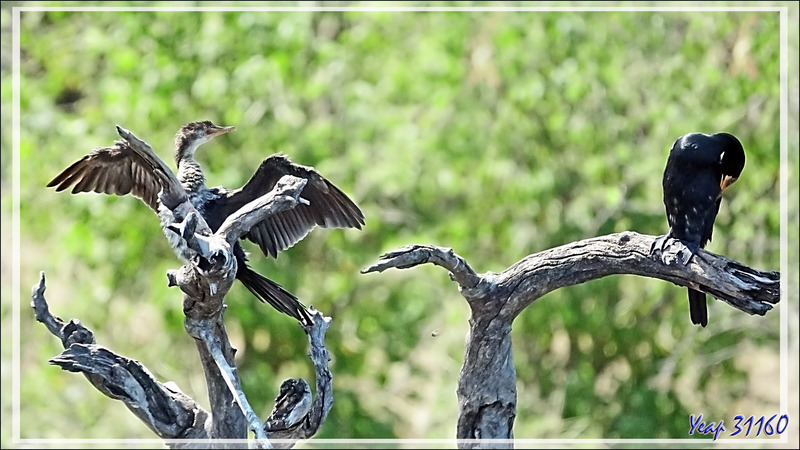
left=3, top=3, right=796, bottom=444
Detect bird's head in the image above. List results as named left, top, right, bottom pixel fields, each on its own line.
left=672, top=132, right=745, bottom=193
left=174, top=120, right=236, bottom=162
left=712, top=132, right=745, bottom=192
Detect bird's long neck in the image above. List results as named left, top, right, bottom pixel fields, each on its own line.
left=175, top=138, right=207, bottom=193
left=176, top=156, right=206, bottom=193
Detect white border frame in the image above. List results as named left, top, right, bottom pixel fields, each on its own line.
left=11, top=4, right=791, bottom=448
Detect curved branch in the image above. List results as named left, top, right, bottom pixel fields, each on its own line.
left=264, top=308, right=334, bottom=448
left=363, top=231, right=780, bottom=319
left=498, top=231, right=778, bottom=318
left=362, top=244, right=483, bottom=293
left=362, top=231, right=780, bottom=446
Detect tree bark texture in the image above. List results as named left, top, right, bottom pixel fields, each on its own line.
left=362, top=231, right=780, bottom=448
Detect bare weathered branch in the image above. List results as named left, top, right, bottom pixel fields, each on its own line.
left=456, top=315, right=515, bottom=448
left=264, top=308, right=334, bottom=448
left=266, top=379, right=313, bottom=435
left=31, top=273, right=212, bottom=446
left=31, top=271, right=92, bottom=346
left=497, top=231, right=778, bottom=318
left=303, top=309, right=335, bottom=433
left=185, top=317, right=270, bottom=448
left=184, top=313, right=247, bottom=445
left=362, top=244, right=482, bottom=292
left=364, top=232, right=779, bottom=319
left=363, top=231, right=780, bottom=447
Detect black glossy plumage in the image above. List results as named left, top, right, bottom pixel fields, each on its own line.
left=655, top=132, right=745, bottom=327
left=48, top=122, right=364, bottom=326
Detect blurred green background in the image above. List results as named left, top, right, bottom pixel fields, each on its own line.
left=2, top=1, right=798, bottom=447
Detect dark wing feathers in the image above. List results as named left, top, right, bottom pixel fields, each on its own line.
left=51, top=148, right=364, bottom=259
left=47, top=141, right=165, bottom=211
left=214, top=154, right=365, bottom=258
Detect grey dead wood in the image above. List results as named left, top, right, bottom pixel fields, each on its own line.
left=32, top=271, right=211, bottom=446
left=262, top=309, right=334, bottom=449
left=33, top=126, right=334, bottom=449
left=361, top=232, right=780, bottom=449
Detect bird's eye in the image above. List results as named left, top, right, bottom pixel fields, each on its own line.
left=719, top=151, right=725, bottom=162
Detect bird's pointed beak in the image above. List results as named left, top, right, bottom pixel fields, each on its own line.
left=720, top=174, right=737, bottom=192
left=207, top=125, right=236, bottom=138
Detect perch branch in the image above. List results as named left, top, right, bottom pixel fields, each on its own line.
left=166, top=170, right=309, bottom=447
left=364, top=231, right=779, bottom=319
left=118, top=126, right=242, bottom=441
left=363, top=231, right=780, bottom=447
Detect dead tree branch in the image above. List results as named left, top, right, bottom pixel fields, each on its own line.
left=32, top=272, right=212, bottom=446
left=264, top=309, right=334, bottom=448
left=362, top=231, right=780, bottom=448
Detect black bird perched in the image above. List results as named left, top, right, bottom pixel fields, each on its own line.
left=47, top=121, right=365, bottom=325
left=652, top=132, right=745, bottom=327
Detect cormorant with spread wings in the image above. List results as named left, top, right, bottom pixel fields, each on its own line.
left=48, top=121, right=365, bottom=325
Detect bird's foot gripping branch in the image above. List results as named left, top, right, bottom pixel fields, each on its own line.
left=650, top=234, right=698, bottom=266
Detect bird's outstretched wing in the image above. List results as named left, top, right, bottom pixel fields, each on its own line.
left=208, top=154, right=365, bottom=258
left=47, top=139, right=169, bottom=212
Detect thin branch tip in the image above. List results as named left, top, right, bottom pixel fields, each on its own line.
left=33, top=271, right=47, bottom=298
left=115, top=125, right=130, bottom=139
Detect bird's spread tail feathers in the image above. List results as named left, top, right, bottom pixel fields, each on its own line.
left=237, top=265, right=313, bottom=326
